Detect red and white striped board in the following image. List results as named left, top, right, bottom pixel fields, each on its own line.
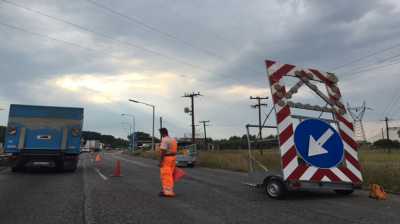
left=266, top=60, right=362, bottom=185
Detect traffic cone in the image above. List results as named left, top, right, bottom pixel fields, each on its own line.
left=112, top=160, right=122, bottom=177
left=95, top=154, right=102, bottom=162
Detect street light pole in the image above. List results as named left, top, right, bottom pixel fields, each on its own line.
left=122, top=113, right=136, bottom=151
left=152, top=105, right=155, bottom=151
left=128, top=99, right=156, bottom=151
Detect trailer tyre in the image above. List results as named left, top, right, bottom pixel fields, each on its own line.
left=265, top=179, right=286, bottom=199
left=334, top=189, right=354, bottom=195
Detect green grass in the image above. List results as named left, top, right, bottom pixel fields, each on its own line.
left=359, top=150, right=400, bottom=193
left=131, top=148, right=400, bottom=193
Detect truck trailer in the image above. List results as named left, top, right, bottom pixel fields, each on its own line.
left=4, top=104, right=84, bottom=172
left=84, top=139, right=103, bottom=152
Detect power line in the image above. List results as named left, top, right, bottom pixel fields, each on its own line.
left=331, top=41, right=400, bottom=71
left=84, top=0, right=223, bottom=60
left=387, top=93, right=400, bottom=117
left=340, top=51, right=400, bottom=73
left=0, top=21, right=98, bottom=53
left=0, top=0, right=218, bottom=75
left=382, top=91, right=400, bottom=116
left=84, top=0, right=263, bottom=76
left=341, top=58, right=400, bottom=81
left=0, top=21, right=189, bottom=81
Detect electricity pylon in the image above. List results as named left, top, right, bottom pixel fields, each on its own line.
left=347, top=101, right=372, bottom=142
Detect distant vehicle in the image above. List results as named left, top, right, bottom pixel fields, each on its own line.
left=176, top=143, right=197, bottom=168
left=81, top=146, right=90, bottom=153
left=4, top=104, right=84, bottom=172
left=85, top=140, right=103, bottom=152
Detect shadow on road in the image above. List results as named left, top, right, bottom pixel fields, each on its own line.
left=8, top=166, right=83, bottom=175
left=249, top=187, right=357, bottom=201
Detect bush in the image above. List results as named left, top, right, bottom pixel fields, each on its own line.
left=373, top=139, right=400, bottom=149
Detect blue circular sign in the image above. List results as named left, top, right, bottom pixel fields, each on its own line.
left=294, top=119, right=344, bottom=168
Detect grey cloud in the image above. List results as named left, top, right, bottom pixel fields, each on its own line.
left=1, top=0, right=400, bottom=139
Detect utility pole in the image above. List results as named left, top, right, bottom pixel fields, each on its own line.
left=183, top=92, right=202, bottom=144
left=250, top=96, right=268, bottom=155
left=381, top=117, right=392, bottom=153
left=159, top=116, right=163, bottom=139
left=385, top=117, right=390, bottom=140
left=250, top=96, right=268, bottom=139
left=199, top=120, right=210, bottom=150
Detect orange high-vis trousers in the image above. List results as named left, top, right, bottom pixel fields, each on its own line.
left=160, top=156, right=176, bottom=196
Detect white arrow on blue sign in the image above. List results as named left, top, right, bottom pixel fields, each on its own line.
left=294, top=119, right=344, bottom=168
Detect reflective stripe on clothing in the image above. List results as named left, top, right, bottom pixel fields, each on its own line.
left=160, top=156, right=176, bottom=196
left=160, top=136, right=178, bottom=154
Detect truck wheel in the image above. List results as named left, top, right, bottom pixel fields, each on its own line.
left=334, top=189, right=354, bottom=195
left=56, top=161, right=65, bottom=172
left=11, top=164, right=25, bottom=172
left=67, top=162, right=78, bottom=172
left=265, top=179, right=286, bottom=199
left=64, top=160, right=78, bottom=172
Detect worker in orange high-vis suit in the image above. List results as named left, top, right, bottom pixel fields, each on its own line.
left=158, top=128, right=178, bottom=197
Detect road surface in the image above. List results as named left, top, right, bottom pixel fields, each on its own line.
left=0, top=151, right=399, bottom=224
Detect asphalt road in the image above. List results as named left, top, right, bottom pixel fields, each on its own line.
left=0, top=151, right=399, bottom=224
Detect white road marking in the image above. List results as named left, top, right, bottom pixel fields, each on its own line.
left=95, top=168, right=108, bottom=181
left=112, top=155, right=152, bottom=168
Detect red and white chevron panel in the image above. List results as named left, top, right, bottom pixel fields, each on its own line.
left=265, top=59, right=362, bottom=184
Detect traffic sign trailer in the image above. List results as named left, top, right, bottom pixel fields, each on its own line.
left=245, top=60, right=363, bottom=199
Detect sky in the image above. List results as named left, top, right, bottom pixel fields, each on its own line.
left=1, top=0, right=400, bottom=140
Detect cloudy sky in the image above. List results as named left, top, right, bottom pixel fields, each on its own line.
left=1, top=0, right=400, bottom=140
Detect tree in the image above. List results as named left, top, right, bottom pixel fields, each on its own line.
left=373, top=139, right=400, bottom=150
left=128, top=131, right=159, bottom=143
left=81, top=131, right=102, bottom=141
left=82, top=131, right=129, bottom=148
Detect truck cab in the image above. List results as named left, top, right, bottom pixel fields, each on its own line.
left=4, top=104, right=84, bottom=172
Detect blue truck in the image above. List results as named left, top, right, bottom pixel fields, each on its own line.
left=4, top=104, right=84, bottom=172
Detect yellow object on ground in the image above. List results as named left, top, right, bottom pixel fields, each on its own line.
left=369, top=184, right=387, bottom=200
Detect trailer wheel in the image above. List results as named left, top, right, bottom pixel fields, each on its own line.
left=334, top=189, right=354, bottom=195
left=265, top=178, right=286, bottom=199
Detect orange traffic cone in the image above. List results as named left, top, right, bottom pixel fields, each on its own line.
left=95, top=154, right=102, bottom=162
left=369, top=184, right=387, bottom=200
left=112, top=160, right=122, bottom=177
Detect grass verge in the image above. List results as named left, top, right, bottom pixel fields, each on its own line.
left=129, top=149, right=400, bottom=193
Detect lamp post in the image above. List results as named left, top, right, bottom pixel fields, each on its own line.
left=128, top=99, right=155, bottom=151
left=121, top=113, right=136, bottom=151
left=120, top=122, right=132, bottom=149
